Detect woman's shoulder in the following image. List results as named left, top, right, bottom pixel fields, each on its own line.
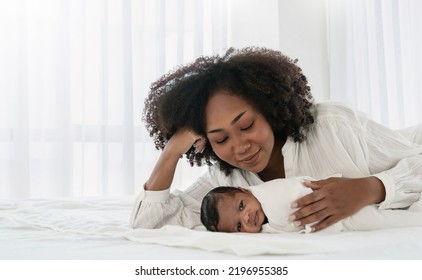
left=313, top=101, right=358, bottom=117
left=311, top=101, right=365, bottom=125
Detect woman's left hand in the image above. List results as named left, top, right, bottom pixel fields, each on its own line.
left=290, top=176, right=385, bottom=232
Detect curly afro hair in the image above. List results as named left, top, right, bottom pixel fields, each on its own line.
left=143, top=47, right=314, bottom=175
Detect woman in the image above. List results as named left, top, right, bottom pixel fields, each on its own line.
left=131, top=47, right=422, bottom=231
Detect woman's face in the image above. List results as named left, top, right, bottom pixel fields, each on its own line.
left=204, top=91, right=275, bottom=174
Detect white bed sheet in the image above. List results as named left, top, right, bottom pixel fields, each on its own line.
left=1, top=197, right=422, bottom=260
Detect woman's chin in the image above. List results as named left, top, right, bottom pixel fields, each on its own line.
left=244, top=164, right=266, bottom=174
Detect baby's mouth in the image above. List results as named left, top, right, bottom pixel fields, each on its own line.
left=252, top=211, right=257, bottom=226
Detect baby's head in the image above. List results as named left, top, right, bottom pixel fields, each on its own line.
left=200, top=186, right=266, bottom=233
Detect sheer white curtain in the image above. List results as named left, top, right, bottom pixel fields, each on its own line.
left=327, top=0, right=422, bottom=128
left=0, top=0, right=227, bottom=199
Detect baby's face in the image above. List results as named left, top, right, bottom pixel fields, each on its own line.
left=216, top=190, right=265, bottom=233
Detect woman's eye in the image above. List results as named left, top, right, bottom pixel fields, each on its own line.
left=241, top=121, right=254, bottom=131
left=216, top=137, right=228, bottom=144
left=237, top=222, right=242, bottom=232
left=239, top=200, right=244, bottom=211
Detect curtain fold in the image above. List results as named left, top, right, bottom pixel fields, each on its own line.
left=0, top=0, right=227, bottom=199
left=327, top=0, right=422, bottom=128
left=4, top=0, right=420, bottom=200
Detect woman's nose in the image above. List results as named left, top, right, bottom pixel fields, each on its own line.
left=233, top=137, right=251, bottom=154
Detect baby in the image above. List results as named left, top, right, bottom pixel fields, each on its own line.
left=200, top=177, right=422, bottom=233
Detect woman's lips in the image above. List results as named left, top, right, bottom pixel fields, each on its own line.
left=240, top=149, right=260, bottom=164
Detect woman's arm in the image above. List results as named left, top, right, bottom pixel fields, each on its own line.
left=364, top=122, right=422, bottom=210
left=131, top=128, right=209, bottom=229
left=130, top=171, right=216, bottom=229
left=131, top=160, right=262, bottom=229
left=145, top=127, right=205, bottom=191
left=289, top=103, right=422, bottom=232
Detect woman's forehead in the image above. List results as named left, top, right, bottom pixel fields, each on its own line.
left=205, top=93, right=256, bottom=128
left=207, top=91, right=253, bottom=110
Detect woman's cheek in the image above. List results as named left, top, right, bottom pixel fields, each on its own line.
left=212, top=145, right=230, bottom=162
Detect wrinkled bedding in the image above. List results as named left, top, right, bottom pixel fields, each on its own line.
left=1, top=197, right=421, bottom=259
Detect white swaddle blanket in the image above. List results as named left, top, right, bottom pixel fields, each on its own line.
left=247, top=177, right=422, bottom=233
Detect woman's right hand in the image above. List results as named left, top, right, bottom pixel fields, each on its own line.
left=164, top=127, right=206, bottom=157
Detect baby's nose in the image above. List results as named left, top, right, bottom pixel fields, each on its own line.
left=242, top=211, right=250, bottom=224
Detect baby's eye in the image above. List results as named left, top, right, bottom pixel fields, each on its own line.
left=239, top=200, right=244, bottom=211
left=237, top=222, right=242, bottom=232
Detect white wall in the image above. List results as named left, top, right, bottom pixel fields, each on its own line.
left=228, top=0, right=329, bottom=101
left=228, top=0, right=280, bottom=50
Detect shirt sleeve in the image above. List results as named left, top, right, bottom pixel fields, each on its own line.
left=130, top=169, right=217, bottom=229
left=314, top=103, right=422, bottom=210
left=364, top=120, right=422, bottom=209
left=130, top=166, right=263, bottom=229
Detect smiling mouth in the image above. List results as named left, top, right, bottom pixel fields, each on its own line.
left=249, top=212, right=257, bottom=226
left=240, top=149, right=260, bottom=163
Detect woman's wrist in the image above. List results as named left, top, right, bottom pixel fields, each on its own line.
left=162, top=143, right=185, bottom=160
left=145, top=148, right=181, bottom=191
left=366, top=176, right=386, bottom=205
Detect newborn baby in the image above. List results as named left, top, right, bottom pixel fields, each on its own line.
left=200, top=177, right=422, bottom=233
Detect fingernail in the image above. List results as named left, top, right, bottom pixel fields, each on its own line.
left=294, top=221, right=301, bottom=227
left=288, top=214, right=295, bottom=221
left=290, top=202, right=298, bottom=208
